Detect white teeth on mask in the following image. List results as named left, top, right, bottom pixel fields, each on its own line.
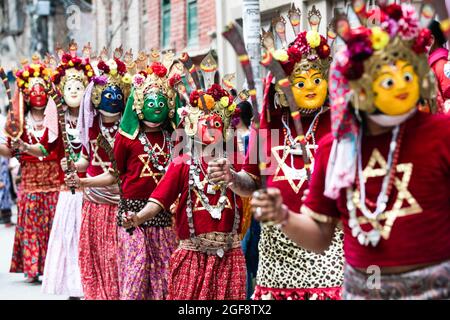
left=368, top=108, right=417, bottom=127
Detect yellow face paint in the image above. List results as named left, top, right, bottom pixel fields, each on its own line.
left=372, top=60, right=420, bottom=116
left=291, top=69, right=328, bottom=110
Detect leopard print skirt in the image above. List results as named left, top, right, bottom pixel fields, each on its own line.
left=254, top=224, right=344, bottom=298
left=117, top=198, right=172, bottom=228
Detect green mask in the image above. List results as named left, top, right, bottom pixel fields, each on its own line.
left=142, top=93, right=169, bottom=124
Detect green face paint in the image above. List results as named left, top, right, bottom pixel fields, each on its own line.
left=142, top=93, right=169, bottom=124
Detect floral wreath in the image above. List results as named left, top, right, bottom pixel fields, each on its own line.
left=15, top=62, right=52, bottom=94
left=91, top=58, right=132, bottom=107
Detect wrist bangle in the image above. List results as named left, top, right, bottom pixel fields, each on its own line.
left=38, top=145, right=49, bottom=157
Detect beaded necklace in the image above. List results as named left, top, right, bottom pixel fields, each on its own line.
left=138, top=130, right=172, bottom=173
left=64, top=111, right=82, bottom=162
left=346, top=124, right=405, bottom=247
left=185, top=146, right=240, bottom=257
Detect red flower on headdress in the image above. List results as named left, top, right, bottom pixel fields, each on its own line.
left=341, top=60, right=364, bottom=81
left=169, top=74, right=182, bottom=88
left=190, top=90, right=201, bottom=107
left=346, top=27, right=373, bottom=62
left=61, top=53, right=72, bottom=64
left=384, top=4, right=403, bottom=21
left=206, top=83, right=227, bottom=101
left=287, top=46, right=302, bottom=63
left=150, top=62, right=167, bottom=78
left=412, top=28, right=432, bottom=54
left=116, top=58, right=127, bottom=75
left=97, top=60, right=110, bottom=74
left=317, top=44, right=331, bottom=59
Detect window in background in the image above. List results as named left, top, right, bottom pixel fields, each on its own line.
left=161, top=0, right=171, bottom=48
left=187, top=0, right=198, bottom=47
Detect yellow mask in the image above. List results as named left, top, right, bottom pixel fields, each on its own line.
left=291, top=69, right=328, bottom=110
left=372, top=60, right=420, bottom=116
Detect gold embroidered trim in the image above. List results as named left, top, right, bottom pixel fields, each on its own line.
left=300, top=205, right=338, bottom=224
left=148, top=198, right=166, bottom=211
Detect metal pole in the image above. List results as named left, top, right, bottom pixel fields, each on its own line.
left=242, top=0, right=263, bottom=113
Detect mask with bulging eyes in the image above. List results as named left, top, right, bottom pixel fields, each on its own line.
left=141, top=93, right=170, bottom=126
left=196, top=114, right=224, bottom=145
left=64, top=79, right=85, bottom=108
left=29, top=84, right=48, bottom=109
left=98, top=85, right=125, bottom=115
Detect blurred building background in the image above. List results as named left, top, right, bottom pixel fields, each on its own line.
left=0, top=0, right=445, bottom=111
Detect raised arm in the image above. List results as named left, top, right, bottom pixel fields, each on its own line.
left=66, top=170, right=117, bottom=189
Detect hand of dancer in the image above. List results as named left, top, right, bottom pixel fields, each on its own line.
left=60, top=158, right=76, bottom=172
left=207, top=158, right=233, bottom=185
left=0, top=182, right=4, bottom=189
left=122, top=212, right=143, bottom=229
left=11, top=138, right=28, bottom=153
left=251, top=188, right=289, bottom=226
left=65, top=172, right=80, bottom=188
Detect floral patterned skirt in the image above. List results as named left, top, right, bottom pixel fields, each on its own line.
left=167, top=247, right=247, bottom=300
left=79, top=199, right=119, bottom=300
left=10, top=191, right=59, bottom=279
left=117, top=198, right=177, bottom=300
left=10, top=161, right=60, bottom=279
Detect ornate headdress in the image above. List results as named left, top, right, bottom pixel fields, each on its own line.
left=119, top=49, right=177, bottom=139
left=324, top=1, right=437, bottom=200
left=51, top=41, right=94, bottom=92
left=171, top=52, right=238, bottom=140
left=15, top=53, right=52, bottom=93
left=91, top=46, right=132, bottom=107
left=333, top=1, right=436, bottom=113
left=262, top=5, right=333, bottom=82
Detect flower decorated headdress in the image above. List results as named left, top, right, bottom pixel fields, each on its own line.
left=333, top=0, right=436, bottom=113
left=170, top=52, right=238, bottom=140
left=90, top=47, right=132, bottom=107
left=119, top=49, right=177, bottom=139
left=78, top=46, right=132, bottom=152
left=51, top=41, right=94, bottom=92
left=324, top=1, right=437, bottom=200
left=261, top=5, right=333, bottom=84
left=15, top=53, right=52, bottom=93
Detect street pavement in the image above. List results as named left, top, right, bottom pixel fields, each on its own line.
left=0, top=210, right=65, bottom=300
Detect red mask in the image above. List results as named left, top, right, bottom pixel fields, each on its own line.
left=196, top=114, right=223, bottom=145
left=29, top=84, right=48, bottom=108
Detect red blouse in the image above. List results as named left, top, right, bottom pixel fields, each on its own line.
left=8, top=125, right=58, bottom=164
left=84, top=119, right=116, bottom=177
left=242, top=108, right=331, bottom=212
left=150, top=154, right=243, bottom=240
left=114, top=131, right=169, bottom=200
left=303, top=112, right=450, bottom=268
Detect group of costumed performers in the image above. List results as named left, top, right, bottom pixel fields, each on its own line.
left=13, top=43, right=94, bottom=298
left=251, top=1, right=450, bottom=299
left=113, top=50, right=250, bottom=299
left=209, top=5, right=344, bottom=300
left=67, top=50, right=178, bottom=300
left=0, top=55, right=60, bottom=284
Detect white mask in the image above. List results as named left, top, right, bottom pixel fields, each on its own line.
left=63, top=79, right=85, bottom=108
left=368, top=108, right=416, bottom=127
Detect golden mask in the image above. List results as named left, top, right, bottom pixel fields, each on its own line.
left=291, top=68, right=328, bottom=110
left=372, top=60, right=420, bottom=116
